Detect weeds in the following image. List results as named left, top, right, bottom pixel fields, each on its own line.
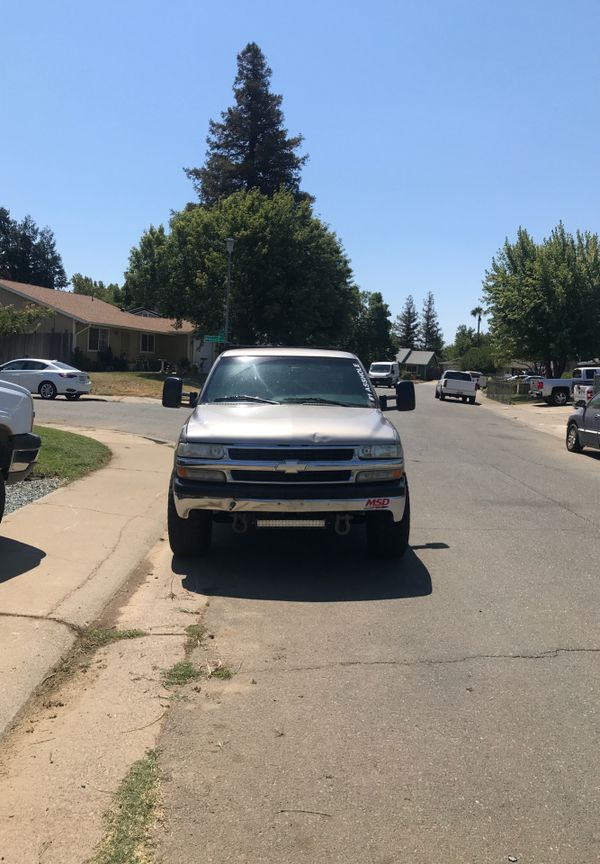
left=88, top=750, right=160, bottom=864
left=81, top=628, right=147, bottom=652
left=162, top=661, right=202, bottom=687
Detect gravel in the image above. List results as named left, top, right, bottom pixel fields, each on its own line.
left=4, top=476, right=64, bottom=516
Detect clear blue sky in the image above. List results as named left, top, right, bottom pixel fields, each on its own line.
left=3, top=0, right=600, bottom=341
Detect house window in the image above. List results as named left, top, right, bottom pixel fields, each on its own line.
left=89, top=327, right=109, bottom=352
left=140, top=333, right=155, bottom=353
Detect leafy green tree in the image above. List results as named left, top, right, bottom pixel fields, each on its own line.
left=0, top=303, right=51, bottom=335
left=0, top=207, right=67, bottom=289
left=418, top=292, right=444, bottom=354
left=71, top=273, right=124, bottom=306
left=459, top=344, right=495, bottom=373
left=483, top=223, right=600, bottom=376
left=352, top=291, right=395, bottom=366
left=123, top=225, right=168, bottom=311
left=185, top=43, right=308, bottom=205
left=126, top=189, right=359, bottom=346
left=393, top=295, right=419, bottom=348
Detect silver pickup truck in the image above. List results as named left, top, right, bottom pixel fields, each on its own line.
left=162, top=347, right=415, bottom=559
left=0, top=380, right=42, bottom=523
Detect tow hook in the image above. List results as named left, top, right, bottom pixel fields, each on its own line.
left=334, top=513, right=352, bottom=536
left=232, top=513, right=248, bottom=534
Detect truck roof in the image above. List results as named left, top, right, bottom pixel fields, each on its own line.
left=220, top=347, right=358, bottom=360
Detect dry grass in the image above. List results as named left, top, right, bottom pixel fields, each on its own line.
left=89, top=372, right=205, bottom=399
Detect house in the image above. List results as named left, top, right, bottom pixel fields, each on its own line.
left=396, top=348, right=439, bottom=380
left=0, top=279, right=195, bottom=367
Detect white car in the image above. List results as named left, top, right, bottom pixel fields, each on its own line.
left=0, top=358, right=92, bottom=400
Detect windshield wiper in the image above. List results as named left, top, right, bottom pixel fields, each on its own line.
left=213, top=395, right=279, bottom=404
left=282, top=397, right=353, bottom=407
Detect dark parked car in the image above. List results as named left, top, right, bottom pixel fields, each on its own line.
left=566, top=392, right=600, bottom=453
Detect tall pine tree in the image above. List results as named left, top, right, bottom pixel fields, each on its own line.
left=186, top=43, right=308, bottom=204
left=393, top=295, right=419, bottom=348
left=419, top=291, right=444, bottom=354
left=0, top=207, right=67, bottom=289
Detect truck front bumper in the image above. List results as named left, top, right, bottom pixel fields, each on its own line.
left=7, top=432, right=42, bottom=484
left=172, top=476, right=408, bottom=523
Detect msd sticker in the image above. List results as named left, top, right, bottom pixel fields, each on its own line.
left=365, top=498, right=390, bottom=508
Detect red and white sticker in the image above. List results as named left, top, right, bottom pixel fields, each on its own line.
left=365, top=498, right=390, bottom=509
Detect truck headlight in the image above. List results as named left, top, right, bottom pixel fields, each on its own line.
left=358, top=443, right=401, bottom=459
left=177, top=442, right=225, bottom=459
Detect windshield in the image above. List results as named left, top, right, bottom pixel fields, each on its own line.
left=202, top=356, right=376, bottom=408
left=445, top=371, right=472, bottom=381
left=370, top=363, right=392, bottom=373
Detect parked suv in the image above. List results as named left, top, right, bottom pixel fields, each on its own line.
left=162, top=348, right=416, bottom=559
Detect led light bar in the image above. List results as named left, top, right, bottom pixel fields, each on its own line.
left=256, top=519, right=326, bottom=529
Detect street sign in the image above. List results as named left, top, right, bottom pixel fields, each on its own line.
left=204, top=333, right=225, bottom=343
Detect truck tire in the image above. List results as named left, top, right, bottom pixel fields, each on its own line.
left=167, top=489, right=212, bottom=557
left=0, top=474, right=5, bottom=523
left=551, top=388, right=569, bottom=406
left=469, top=396, right=476, bottom=404
left=366, top=486, right=410, bottom=560
left=434, top=389, right=439, bottom=399
left=439, top=392, right=445, bottom=401
left=566, top=423, right=583, bottom=453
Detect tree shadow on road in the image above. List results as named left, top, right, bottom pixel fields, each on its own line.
left=0, top=538, right=46, bottom=583
left=173, top=527, right=435, bottom=602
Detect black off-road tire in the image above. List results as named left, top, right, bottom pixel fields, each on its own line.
left=469, top=396, right=476, bottom=404
left=38, top=381, right=57, bottom=400
left=439, top=392, right=446, bottom=401
left=366, top=485, right=410, bottom=560
left=566, top=423, right=583, bottom=453
left=167, top=489, right=212, bottom=557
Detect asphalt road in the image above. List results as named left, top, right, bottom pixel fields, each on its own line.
left=32, top=393, right=192, bottom=442
left=36, top=385, right=600, bottom=862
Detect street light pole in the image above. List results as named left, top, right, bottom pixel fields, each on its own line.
left=224, top=237, right=235, bottom=346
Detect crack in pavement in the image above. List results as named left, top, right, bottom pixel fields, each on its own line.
left=0, top=612, right=193, bottom=640
left=243, top=646, right=600, bottom=675
left=488, top=462, right=600, bottom=530
left=46, top=493, right=165, bottom=619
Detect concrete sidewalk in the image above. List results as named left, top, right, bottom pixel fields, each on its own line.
left=478, top=390, right=570, bottom=442
left=0, top=428, right=174, bottom=737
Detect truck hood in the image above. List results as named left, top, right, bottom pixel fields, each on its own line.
left=0, top=381, right=34, bottom=432
left=183, top=404, right=399, bottom=446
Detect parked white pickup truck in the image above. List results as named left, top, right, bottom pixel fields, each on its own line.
left=161, top=347, right=416, bottom=560
left=530, top=366, right=600, bottom=406
left=435, top=370, right=477, bottom=404
left=0, top=380, right=42, bottom=522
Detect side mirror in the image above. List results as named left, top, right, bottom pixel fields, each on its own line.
left=162, top=376, right=182, bottom=408
left=395, top=380, right=416, bottom=411
left=189, top=391, right=199, bottom=408
left=379, top=394, right=388, bottom=411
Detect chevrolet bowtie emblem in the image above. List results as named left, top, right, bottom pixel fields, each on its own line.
left=276, top=460, right=306, bottom=474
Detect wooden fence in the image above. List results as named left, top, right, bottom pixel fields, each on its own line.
left=0, top=331, right=72, bottom=364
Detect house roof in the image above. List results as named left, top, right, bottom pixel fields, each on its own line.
left=0, top=280, right=194, bottom=335
left=396, top=348, right=437, bottom=366
left=405, top=350, right=437, bottom=366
